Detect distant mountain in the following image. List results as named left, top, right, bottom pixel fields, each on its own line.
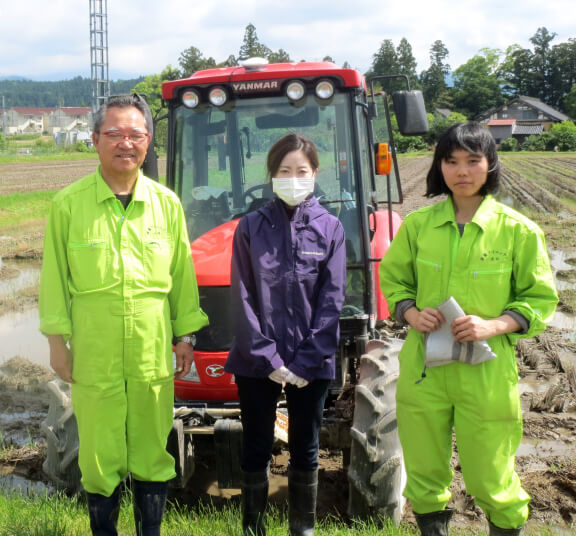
left=0, top=75, right=30, bottom=81
left=0, top=76, right=146, bottom=108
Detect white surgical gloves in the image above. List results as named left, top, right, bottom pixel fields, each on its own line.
left=268, top=365, right=309, bottom=388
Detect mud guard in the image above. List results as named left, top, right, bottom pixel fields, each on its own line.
left=40, top=379, right=82, bottom=493
left=347, top=338, right=405, bottom=524
left=167, top=418, right=195, bottom=489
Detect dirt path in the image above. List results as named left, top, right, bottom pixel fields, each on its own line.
left=1, top=155, right=576, bottom=532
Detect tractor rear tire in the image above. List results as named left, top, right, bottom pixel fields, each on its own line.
left=347, top=338, right=405, bottom=524
left=40, top=379, right=82, bottom=493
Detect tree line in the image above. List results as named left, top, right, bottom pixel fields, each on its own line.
left=135, top=24, right=575, bottom=121
left=0, top=77, right=144, bottom=108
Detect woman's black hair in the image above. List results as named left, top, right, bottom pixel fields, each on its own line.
left=266, top=133, right=319, bottom=180
left=425, top=121, right=500, bottom=197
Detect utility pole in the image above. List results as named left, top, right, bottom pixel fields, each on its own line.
left=1, top=95, right=6, bottom=138
left=89, top=0, right=110, bottom=114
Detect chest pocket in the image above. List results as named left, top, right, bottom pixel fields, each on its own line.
left=415, top=256, right=443, bottom=306
left=469, top=262, right=513, bottom=315
left=144, top=237, right=174, bottom=287
left=68, top=239, right=111, bottom=291
left=295, top=230, right=327, bottom=278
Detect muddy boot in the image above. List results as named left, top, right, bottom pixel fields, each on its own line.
left=242, top=470, right=269, bottom=536
left=133, top=480, right=168, bottom=536
left=415, top=508, right=454, bottom=536
left=86, top=485, right=121, bottom=536
left=288, top=467, right=318, bottom=536
left=488, top=521, right=522, bottom=535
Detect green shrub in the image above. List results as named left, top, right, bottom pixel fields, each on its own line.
left=394, top=133, right=428, bottom=153
left=68, top=141, right=93, bottom=153
left=522, top=134, right=549, bottom=151
left=499, top=137, right=518, bottom=151
left=549, top=121, right=576, bottom=151
left=34, top=138, right=56, bottom=149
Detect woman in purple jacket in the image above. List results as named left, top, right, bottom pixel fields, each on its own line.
left=225, top=133, right=347, bottom=536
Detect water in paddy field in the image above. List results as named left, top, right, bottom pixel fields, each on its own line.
left=549, top=248, right=576, bottom=337
left=0, top=260, right=49, bottom=369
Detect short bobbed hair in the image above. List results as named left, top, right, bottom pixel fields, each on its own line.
left=93, top=94, right=153, bottom=137
left=266, top=133, right=319, bottom=179
left=425, top=122, right=500, bottom=197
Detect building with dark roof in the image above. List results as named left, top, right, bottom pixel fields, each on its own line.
left=476, top=96, right=571, bottom=144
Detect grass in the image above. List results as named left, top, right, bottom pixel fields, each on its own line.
left=0, top=489, right=424, bottom=536
left=0, top=190, right=55, bottom=257
left=0, top=488, right=565, bottom=535
left=0, top=191, right=55, bottom=229
left=0, top=153, right=100, bottom=164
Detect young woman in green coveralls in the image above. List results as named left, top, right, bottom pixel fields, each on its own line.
left=379, top=122, right=558, bottom=536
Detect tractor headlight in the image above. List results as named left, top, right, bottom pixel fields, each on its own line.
left=315, top=79, right=335, bottom=100
left=286, top=80, right=306, bottom=102
left=208, top=86, right=228, bottom=107
left=182, top=90, right=201, bottom=108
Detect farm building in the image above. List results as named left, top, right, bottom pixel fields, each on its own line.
left=0, top=107, right=52, bottom=135
left=48, top=107, right=92, bottom=135
left=476, top=96, right=571, bottom=144
left=0, top=106, right=92, bottom=136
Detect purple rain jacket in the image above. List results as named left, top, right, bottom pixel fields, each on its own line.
left=224, top=196, right=346, bottom=381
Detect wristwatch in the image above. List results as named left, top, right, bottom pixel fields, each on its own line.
left=177, top=334, right=196, bottom=347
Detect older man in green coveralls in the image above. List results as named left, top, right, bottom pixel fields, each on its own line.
left=39, top=95, right=208, bottom=536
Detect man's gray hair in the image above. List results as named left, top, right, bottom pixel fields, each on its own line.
left=93, top=94, right=153, bottom=136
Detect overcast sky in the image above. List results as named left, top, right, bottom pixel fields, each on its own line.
left=0, top=0, right=572, bottom=81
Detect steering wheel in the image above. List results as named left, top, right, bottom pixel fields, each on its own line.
left=243, top=183, right=270, bottom=204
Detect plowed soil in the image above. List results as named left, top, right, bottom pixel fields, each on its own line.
left=1, top=154, right=576, bottom=534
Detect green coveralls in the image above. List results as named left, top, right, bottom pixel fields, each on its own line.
left=39, top=169, right=208, bottom=496
left=379, top=195, right=558, bottom=529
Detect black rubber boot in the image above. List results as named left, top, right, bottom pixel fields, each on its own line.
left=133, top=480, right=168, bottom=536
left=488, top=521, right=523, bottom=535
left=86, top=485, right=121, bottom=536
left=242, top=470, right=269, bottom=536
left=288, top=467, right=318, bottom=536
left=415, top=508, right=454, bottom=536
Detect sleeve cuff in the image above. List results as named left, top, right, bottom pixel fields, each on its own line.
left=503, top=310, right=529, bottom=334
left=395, top=299, right=416, bottom=324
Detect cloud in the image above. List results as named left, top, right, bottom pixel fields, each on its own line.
left=0, top=0, right=573, bottom=80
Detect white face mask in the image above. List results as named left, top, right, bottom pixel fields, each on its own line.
left=272, top=177, right=315, bottom=207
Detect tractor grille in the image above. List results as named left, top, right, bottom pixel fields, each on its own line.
left=196, top=286, right=235, bottom=351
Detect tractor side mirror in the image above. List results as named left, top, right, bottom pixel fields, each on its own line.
left=392, top=90, right=428, bottom=136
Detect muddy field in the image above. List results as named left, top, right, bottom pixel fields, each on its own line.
left=1, top=155, right=576, bottom=533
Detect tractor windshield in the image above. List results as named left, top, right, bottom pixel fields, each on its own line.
left=169, top=92, right=389, bottom=316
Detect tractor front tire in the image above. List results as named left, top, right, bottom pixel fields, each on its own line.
left=347, top=338, right=405, bottom=524
left=41, top=379, right=82, bottom=493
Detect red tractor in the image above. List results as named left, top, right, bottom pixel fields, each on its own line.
left=42, top=59, right=427, bottom=523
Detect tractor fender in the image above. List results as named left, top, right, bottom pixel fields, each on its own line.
left=370, top=209, right=403, bottom=321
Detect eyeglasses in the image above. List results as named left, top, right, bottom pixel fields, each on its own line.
left=101, top=131, right=150, bottom=144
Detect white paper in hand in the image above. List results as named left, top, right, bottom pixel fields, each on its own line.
left=425, top=297, right=497, bottom=367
